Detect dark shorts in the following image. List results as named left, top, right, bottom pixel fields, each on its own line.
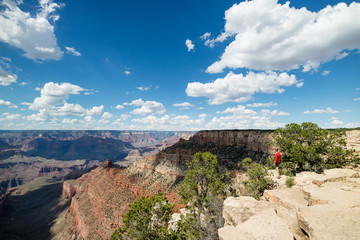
left=275, top=162, right=280, bottom=167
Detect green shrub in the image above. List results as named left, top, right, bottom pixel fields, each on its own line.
left=242, top=158, right=274, bottom=200
left=285, top=176, right=295, bottom=188
left=271, top=122, right=358, bottom=173
left=110, top=192, right=176, bottom=240
left=178, top=152, right=229, bottom=240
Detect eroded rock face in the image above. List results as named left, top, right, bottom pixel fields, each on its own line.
left=219, top=168, right=360, bottom=240
left=53, top=130, right=275, bottom=239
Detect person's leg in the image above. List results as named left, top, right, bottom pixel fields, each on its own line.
left=275, top=163, right=280, bottom=178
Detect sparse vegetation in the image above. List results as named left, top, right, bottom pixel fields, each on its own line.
left=285, top=176, right=295, bottom=188
left=271, top=122, right=359, bottom=173
left=111, top=152, right=229, bottom=240
left=110, top=192, right=176, bottom=240
left=242, top=158, right=274, bottom=200
left=178, top=152, right=229, bottom=240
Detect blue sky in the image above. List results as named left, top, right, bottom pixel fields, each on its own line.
left=0, top=0, right=359, bottom=130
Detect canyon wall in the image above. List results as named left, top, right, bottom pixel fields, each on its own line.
left=52, top=130, right=275, bottom=239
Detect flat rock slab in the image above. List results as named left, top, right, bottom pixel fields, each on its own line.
left=303, top=181, right=360, bottom=208
left=295, top=169, right=358, bottom=186
left=220, top=203, right=294, bottom=240
left=264, top=186, right=309, bottom=209
left=222, top=196, right=277, bottom=226
left=297, top=204, right=360, bottom=240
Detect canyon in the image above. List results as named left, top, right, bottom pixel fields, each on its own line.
left=0, top=130, right=193, bottom=197
left=0, top=129, right=359, bottom=239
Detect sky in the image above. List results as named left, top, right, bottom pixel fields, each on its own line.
left=0, top=0, right=359, bottom=131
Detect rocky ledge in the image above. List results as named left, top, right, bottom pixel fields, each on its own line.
left=219, top=168, right=360, bottom=240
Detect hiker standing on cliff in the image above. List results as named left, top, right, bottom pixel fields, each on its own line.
left=274, top=148, right=281, bottom=179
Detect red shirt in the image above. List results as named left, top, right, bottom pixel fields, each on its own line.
left=275, top=152, right=281, bottom=164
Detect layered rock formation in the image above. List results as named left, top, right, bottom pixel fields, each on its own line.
left=51, top=130, right=275, bottom=239
left=219, top=168, right=360, bottom=240
left=0, top=156, right=100, bottom=197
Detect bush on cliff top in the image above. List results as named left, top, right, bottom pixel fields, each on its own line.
left=242, top=158, right=274, bottom=200
left=178, top=152, right=229, bottom=240
left=110, top=192, right=176, bottom=240
left=271, top=122, right=358, bottom=173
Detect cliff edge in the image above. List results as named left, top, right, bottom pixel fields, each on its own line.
left=219, top=168, right=360, bottom=240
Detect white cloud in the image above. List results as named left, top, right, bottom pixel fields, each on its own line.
left=115, top=104, right=124, bottom=109
left=136, top=86, right=150, bottom=91
left=304, top=107, right=339, bottom=114
left=29, top=82, right=85, bottom=110
left=185, top=39, right=195, bottom=52
left=0, top=0, right=64, bottom=60
left=55, top=103, right=85, bottom=116
left=0, top=113, right=22, bottom=121
left=84, top=115, right=96, bottom=122
left=65, top=47, right=81, bottom=56
left=246, top=102, right=278, bottom=108
left=353, top=98, right=360, bottom=101
left=0, top=66, right=17, bottom=86
left=0, top=99, right=18, bottom=108
left=322, top=70, right=331, bottom=76
left=86, top=105, right=104, bottom=116
left=131, top=114, right=204, bottom=131
left=199, top=113, right=207, bottom=118
left=200, top=32, right=211, bottom=40
left=296, top=82, right=304, bottom=88
left=124, top=71, right=130, bottom=75
left=62, top=118, right=81, bottom=124
left=25, top=82, right=104, bottom=122
left=186, top=71, right=298, bottom=105
left=206, top=0, right=360, bottom=73
left=260, top=109, right=289, bottom=116
left=173, top=102, right=195, bottom=109
left=128, top=99, right=166, bottom=115
left=102, top=112, right=114, bottom=119
left=207, top=105, right=285, bottom=129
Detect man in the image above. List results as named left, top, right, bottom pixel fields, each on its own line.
left=274, top=148, right=281, bottom=179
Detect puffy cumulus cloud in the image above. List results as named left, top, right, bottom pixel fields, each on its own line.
left=185, top=39, right=194, bottom=52
left=0, top=113, right=22, bottom=121
left=29, top=82, right=85, bottom=110
left=246, top=102, right=278, bottom=108
left=65, top=47, right=81, bottom=56
left=322, top=70, right=331, bottom=76
left=0, top=66, right=17, bottom=86
left=0, top=99, right=18, bottom=108
left=115, top=104, right=124, bottom=109
left=131, top=114, right=204, bottom=131
left=186, top=71, right=298, bottom=105
left=124, top=71, right=130, bottom=75
left=25, top=82, right=104, bottom=123
left=55, top=103, right=85, bottom=116
left=260, top=109, right=289, bottom=116
left=200, top=32, right=211, bottom=40
left=0, top=0, right=64, bottom=60
left=207, top=105, right=286, bottom=129
left=206, top=0, right=360, bottom=73
left=173, top=102, right=195, bottom=109
left=62, top=118, right=81, bottom=124
left=86, top=105, right=104, bottom=116
left=304, top=107, right=338, bottom=114
left=126, top=99, right=166, bottom=115
left=102, top=112, right=114, bottom=119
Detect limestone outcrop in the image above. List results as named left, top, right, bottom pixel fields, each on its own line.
left=219, top=168, right=360, bottom=240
